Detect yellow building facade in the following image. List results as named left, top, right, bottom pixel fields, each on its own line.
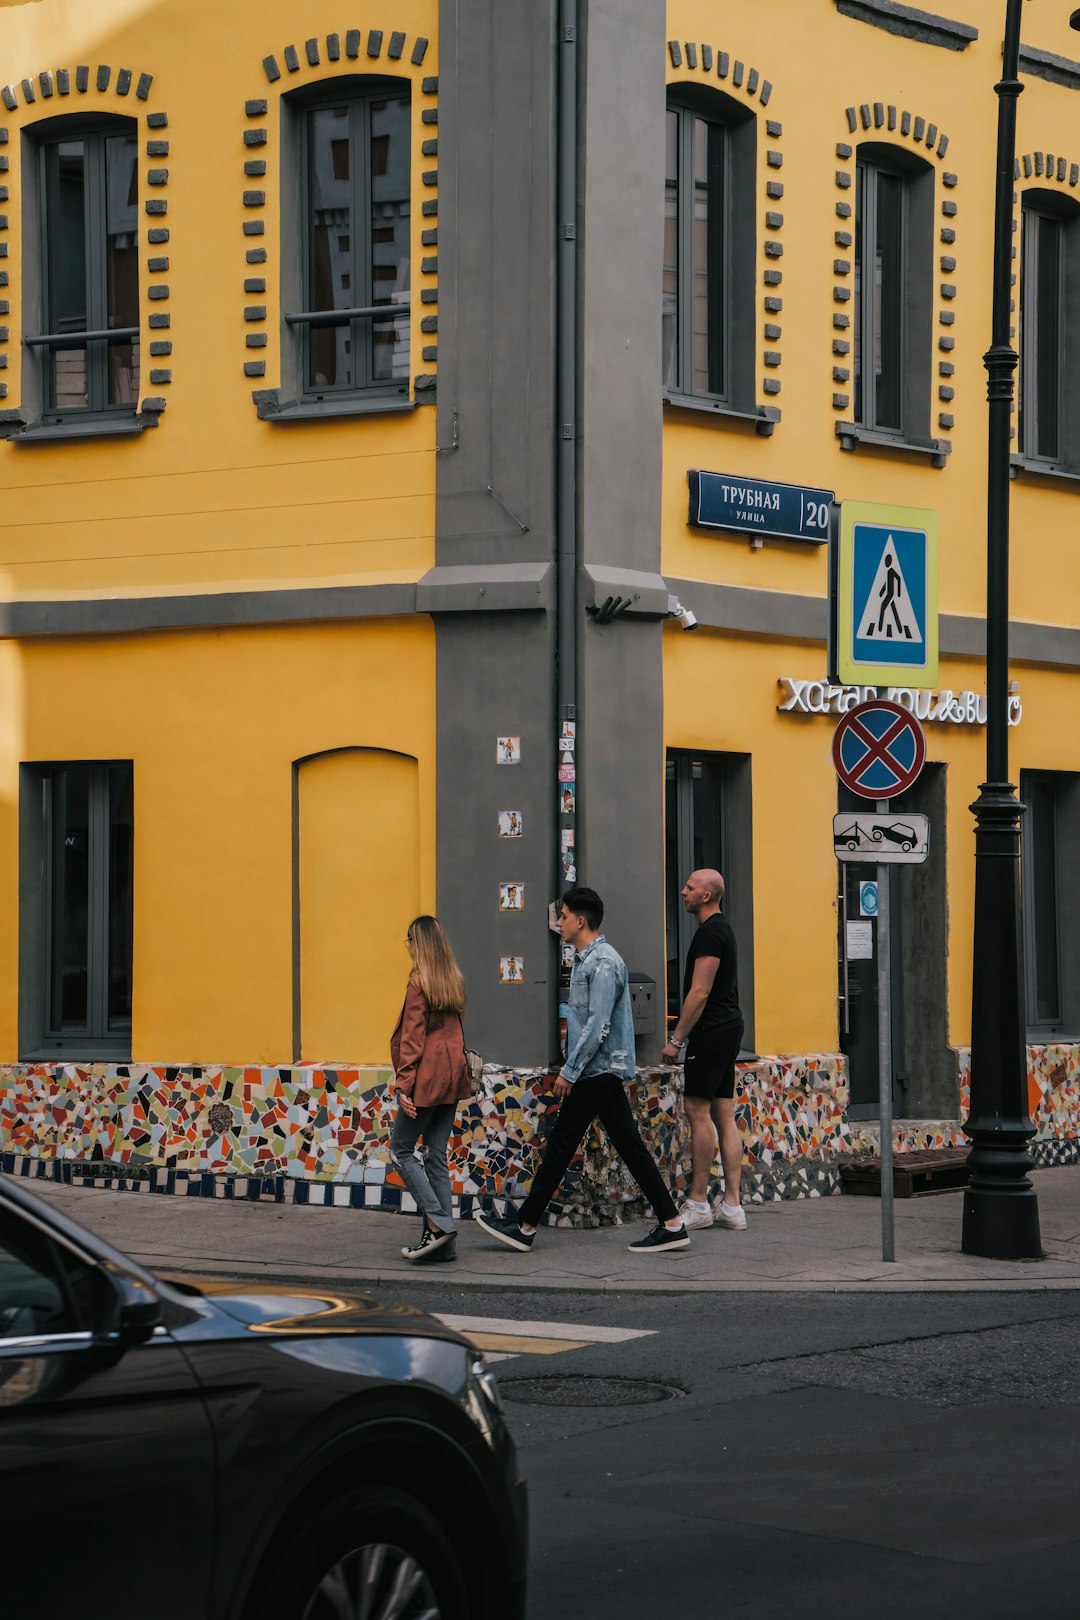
left=2, top=1, right=1080, bottom=1186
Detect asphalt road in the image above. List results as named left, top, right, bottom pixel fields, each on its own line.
left=327, top=1280, right=1080, bottom=1620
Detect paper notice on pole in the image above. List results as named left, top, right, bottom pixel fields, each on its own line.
left=846, top=921, right=874, bottom=961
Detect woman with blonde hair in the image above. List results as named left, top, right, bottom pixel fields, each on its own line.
left=389, top=915, right=471, bottom=1263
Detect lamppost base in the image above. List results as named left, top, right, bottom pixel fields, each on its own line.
left=962, top=1184, right=1042, bottom=1259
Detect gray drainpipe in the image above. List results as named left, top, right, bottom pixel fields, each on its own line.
left=554, top=0, right=579, bottom=1051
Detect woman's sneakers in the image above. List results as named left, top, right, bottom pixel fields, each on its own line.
left=402, top=1223, right=457, bottom=1263
left=714, top=1201, right=747, bottom=1231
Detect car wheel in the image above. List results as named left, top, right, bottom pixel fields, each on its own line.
left=265, top=1486, right=469, bottom=1620
left=901, top=841, right=912, bottom=852
left=870, top=828, right=883, bottom=841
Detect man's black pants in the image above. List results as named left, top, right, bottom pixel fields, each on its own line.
left=517, top=1072, right=679, bottom=1227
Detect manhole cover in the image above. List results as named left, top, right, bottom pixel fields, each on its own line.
left=499, top=1375, right=682, bottom=1407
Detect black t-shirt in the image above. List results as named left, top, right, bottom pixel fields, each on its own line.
left=683, top=912, right=742, bottom=1038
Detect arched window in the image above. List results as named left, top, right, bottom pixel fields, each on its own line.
left=663, top=87, right=756, bottom=410
left=26, top=113, right=140, bottom=421
left=1020, top=189, right=1080, bottom=471
left=854, top=143, right=933, bottom=441
left=283, top=77, right=411, bottom=408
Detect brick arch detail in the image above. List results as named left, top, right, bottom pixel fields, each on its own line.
left=832, top=107, right=959, bottom=453
left=246, top=30, right=436, bottom=403
left=0, top=68, right=170, bottom=421
left=666, top=40, right=783, bottom=419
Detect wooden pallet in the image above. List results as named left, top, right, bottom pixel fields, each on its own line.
left=839, top=1148, right=970, bottom=1198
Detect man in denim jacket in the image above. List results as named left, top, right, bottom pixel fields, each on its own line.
left=476, top=887, right=688, bottom=1255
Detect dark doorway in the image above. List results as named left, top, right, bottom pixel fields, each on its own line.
left=839, top=763, right=951, bottom=1118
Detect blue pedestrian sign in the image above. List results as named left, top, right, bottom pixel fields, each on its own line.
left=832, top=501, right=939, bottom=687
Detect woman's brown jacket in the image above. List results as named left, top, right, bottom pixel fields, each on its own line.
left=390, top=974, right=470, bottom=1107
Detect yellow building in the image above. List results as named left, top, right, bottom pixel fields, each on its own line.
left=2, top=1, right=1079, bottom=1184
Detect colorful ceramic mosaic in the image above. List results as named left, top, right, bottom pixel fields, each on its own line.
left=0, top=1054, right=852, bottom=1220
left=2, top=1048, right=1072, bottom=1219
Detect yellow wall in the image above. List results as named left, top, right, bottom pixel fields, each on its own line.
left=0, top=618, right=436, bottom=1061
left=662, top=2, right=1080, bottom=1057
left=0, top=0, right=438, bottom=604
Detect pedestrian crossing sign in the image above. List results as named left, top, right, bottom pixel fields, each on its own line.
left=832, top=500, right=938, bottom=687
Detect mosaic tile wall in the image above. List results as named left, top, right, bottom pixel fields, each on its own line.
left=0, top=1054, right=849, bottom=1221
left=849, top=1044, right=1080, bottom=1162
left=3, top=1046, right=1074, bottom=1218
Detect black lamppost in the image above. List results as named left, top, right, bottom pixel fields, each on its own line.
left=963, top=3, right=1079, bottom=1257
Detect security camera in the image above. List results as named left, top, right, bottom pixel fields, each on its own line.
left=667, top=596, right=698, bottom=631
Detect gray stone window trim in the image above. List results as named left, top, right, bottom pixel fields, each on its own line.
left=664, top=84, right=764, bottom=418
left=663, top=392, right=780, bottom=435
left=7, top=411, right=159, bottom=444
left=252, top=390, right=417, bottom=424
left=1019, top=43, right=1080, bottom=95
left=1010, top=454, right=1080, bottom=486
left=835, top=419, right=950, bottom=466
left=4, top=90, right=171, bottom=430
left=833, top=1, right=977, bottom=52
left=246, top=48, right=436, bottom=407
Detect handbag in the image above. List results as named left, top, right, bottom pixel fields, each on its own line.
left=463, top=1046, right=484, bottom=1093
left=460, top=1016, right=484, bottom=1093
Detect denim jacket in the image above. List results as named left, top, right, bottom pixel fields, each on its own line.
left=561, top=935, right=637, bottom=1083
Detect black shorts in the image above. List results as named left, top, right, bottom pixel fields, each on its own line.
left=683, top=1022, right=744, bottom=1102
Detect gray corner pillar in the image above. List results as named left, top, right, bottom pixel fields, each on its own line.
left=576, top=0, right=668, bottom=1057
left=433, top=0, right=560, bottom=1065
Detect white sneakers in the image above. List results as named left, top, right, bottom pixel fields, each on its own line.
left=714, top=1200, right=747, bottom=1231
left=676, top=1200, right=714, bottom=1230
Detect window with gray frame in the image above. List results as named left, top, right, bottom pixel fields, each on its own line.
left=1020, top=192, right=1080, bottom=471
left=1020, top=769, right=1080, bottom=1041
left=663, top=89, right=755, bottom=409
left=20, top=763, right=133, bottom=1060
left=665, top=750, right=754, bottom=1048
left=29, top=117, right=140, bottom=420
left=290, top=80, right=411, bottom=402
left=854, top=145, right=933, bottom=442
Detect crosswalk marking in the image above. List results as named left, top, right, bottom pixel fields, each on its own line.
left=464, top=1332, right=591, bottom=1356
left=434, top=1313, right=654, bottom=1363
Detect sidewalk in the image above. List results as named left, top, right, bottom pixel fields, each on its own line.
left=22, top=1165, right=1080, bottom=1293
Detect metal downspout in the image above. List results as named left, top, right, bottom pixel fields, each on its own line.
left=554, top=0, right=579, bottom=1053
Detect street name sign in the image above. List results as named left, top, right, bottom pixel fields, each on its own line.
left=832, top=699, right=926, bottom=800
left=688, top=470, right=834, bottom=544
left=834, top=812, right=930, bottom=865
left=831, top=500, right=939, bottom=687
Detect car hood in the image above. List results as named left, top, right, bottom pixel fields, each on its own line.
left=168, top=1278, right=467, bottom=1342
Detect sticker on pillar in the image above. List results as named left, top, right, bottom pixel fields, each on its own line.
left=846, top=921, right=874, bottom=960
left=561, top=852, right=577, bottom=883
left=499, top=955, right=524, bottom=985
left=859, top=881, right=879, bottom=917
left=560, top=722, right=576, bottom=751
left=499, top=883, right=524, bottom=911
left=558, top=763, right=576, bottom=783
left=498, top=810, right=523, bottom=837
left=559, top=784, right=576, bottom=815
left=497, top=736, right=521, bottom=764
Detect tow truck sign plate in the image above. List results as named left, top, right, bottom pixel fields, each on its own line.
left=833, top=812, right=930, bottom=864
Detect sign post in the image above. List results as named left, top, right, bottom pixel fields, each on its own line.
left=833, top=699, right=928, bottom=1264
left=876, top=800, right=895, bottom=1265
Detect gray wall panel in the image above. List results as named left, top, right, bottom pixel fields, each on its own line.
left=577, top=0, right=667, bottom=1056
left=434, top=0, right=559, bottom=1060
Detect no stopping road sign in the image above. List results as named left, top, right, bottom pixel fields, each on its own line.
left=832, top=699, right=926, bottom=801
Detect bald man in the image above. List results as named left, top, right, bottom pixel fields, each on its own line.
left=661, top=869, right=747, bottom=1231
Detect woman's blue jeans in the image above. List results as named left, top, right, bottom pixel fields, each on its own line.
left=389, top=1102, right=457, bottom=1233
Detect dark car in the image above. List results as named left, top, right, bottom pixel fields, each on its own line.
left=871, top=821, right=918, bottom=851
left=0, top=1175, right=527, bottom=1620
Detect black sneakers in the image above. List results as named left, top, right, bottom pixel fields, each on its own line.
left=401, top=1224, right=456, bottom=1263
left=627, top=1222, right=689, bottom=1253
left=475, top=1209, right=535, bottom=1252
